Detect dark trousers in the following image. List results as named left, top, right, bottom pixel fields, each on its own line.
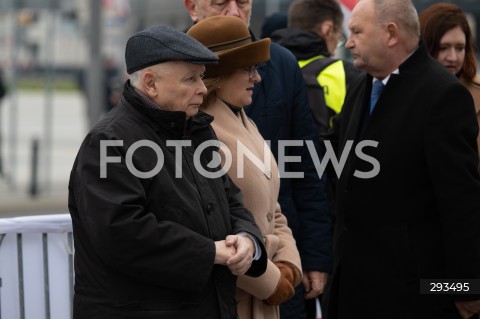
left=280, top=285, right=307, bottom=318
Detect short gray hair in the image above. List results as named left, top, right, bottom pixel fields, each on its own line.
left=129, top=70, right=143, bottom=88
left=374, top=0, right=420, bottom=40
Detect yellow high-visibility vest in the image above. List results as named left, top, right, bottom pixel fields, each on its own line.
left=299, top=55, right=347, bottom=115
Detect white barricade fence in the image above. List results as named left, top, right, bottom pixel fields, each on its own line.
left=0, top=214, right=73, bottom=319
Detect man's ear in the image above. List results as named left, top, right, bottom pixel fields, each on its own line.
left=386, top=22, right=399, bottom=47
left=184, top=0, right=199, bottom=22
left=142, top=71, right=158, bottom=97
left=317, top=20, right=334, bottom=39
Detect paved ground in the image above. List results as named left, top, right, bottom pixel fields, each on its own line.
left=0, top=90, right=88, bottom=218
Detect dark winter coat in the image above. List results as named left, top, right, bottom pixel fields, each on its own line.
left=68, top=81, right=267, bottom=319
left=323, top=42, right=480, bottom=319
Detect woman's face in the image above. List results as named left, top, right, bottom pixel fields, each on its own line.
left=216, top=65, right=261, bottom=107
left=436, top=26, right=466, bottom=76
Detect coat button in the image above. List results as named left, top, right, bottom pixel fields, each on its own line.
left=266, top=212, right=273, bottom=222
left=207, top=203, right=213, bottom=215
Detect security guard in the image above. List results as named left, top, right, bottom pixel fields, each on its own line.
left=272, top=0, right=362, bottom=135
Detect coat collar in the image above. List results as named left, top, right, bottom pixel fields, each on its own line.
left=364, top=42, right=429, bottom=94
left=398, top=41, right=431, bottom=75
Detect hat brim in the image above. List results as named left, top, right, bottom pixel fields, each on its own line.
left=204, top=38, right=271, bottom=78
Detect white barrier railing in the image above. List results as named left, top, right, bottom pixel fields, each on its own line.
left=0, top=214, right=73, bottom=319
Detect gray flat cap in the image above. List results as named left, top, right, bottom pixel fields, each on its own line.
left=125, top=24, right=218, bottom=74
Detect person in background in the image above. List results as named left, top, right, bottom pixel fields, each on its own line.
left=102, top=56, right=123, bottom=112
left=76, top=55, right=124, bottom=130
left=0, top=68, right=5, bottom=103
left=270, top=1, right=362, bottom=317
left=183, top=2, right=332, bottom=318
left=188, top=15, right=303, bottom=319
left=271, top=0, right=362, bottom=136
left=68, top=24, right=267, bottom=319
left=260, top=12, right=287, bottom=39
left=419, top=2, right=480, bottom=162
left=0, top=68, right=6, bottom=177
left=323, top=0, right=480, bottom=318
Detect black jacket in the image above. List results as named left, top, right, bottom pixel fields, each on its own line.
left=68, top=82, right=267, bottom=319
left=271, top=28, right=331, bottom=61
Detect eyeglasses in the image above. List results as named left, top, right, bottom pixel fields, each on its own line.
left=337, top=33, right=347, bottom=48
left=243, top=65, right=258, bottom=80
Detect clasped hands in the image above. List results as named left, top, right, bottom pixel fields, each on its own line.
left=214, top=235, right=254, bottom=276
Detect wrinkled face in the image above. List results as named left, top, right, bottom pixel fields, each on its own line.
left=436, top=26, right=466, bottom=76
left=150, top=61, right=207, bottom=119
left=345, top=0, right=387, bottom=76
left=216, top=65, right=260, bottom=107
left=185, top=0, right=252, bottom=25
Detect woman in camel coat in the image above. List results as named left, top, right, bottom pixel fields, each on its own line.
left=188, top=16, right=303, bottom=319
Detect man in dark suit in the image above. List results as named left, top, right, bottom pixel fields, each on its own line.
left=323, top=0, right=480, bottom=318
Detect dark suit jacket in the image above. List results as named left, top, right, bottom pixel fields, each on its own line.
left=323, top=42, right=480, bottom=319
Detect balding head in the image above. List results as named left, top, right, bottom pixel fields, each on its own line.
left=373, top=0, right=420, bottom=47
left=346, top=0, right=420, bottom=78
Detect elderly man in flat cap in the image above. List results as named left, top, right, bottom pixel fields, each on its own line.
left=68, top=24, right=267, bottom=319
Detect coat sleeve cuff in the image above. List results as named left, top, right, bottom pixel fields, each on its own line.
left=237, top=259, right=280, bottom=299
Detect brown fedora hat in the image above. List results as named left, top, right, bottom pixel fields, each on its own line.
left=187, top=16, right=271, bottom=78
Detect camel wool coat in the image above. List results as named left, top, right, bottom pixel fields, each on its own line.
left=203, top=98, right=302, bottom=319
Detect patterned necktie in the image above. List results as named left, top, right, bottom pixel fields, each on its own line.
left=370, top=80, right=385, bottom=114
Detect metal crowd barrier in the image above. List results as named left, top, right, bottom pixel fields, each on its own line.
left=0, top=214, right=73, bottom=319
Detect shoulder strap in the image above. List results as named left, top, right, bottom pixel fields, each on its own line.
left=300, top=56, right=339, bottom=87
left=299, top=56, right=340, bottom=134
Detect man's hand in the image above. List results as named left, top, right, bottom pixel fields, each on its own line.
left=455, top=300, right=480, bottom=319
left=214, top=240, right=236, bottom=265
left=303, top=271, right=328, bottom=299
left=225, top=234, right=255, bottom=275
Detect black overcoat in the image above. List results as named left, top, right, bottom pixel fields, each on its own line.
left=323, top=42, right=480, bottom=319
left=68, top=82, right=267, bottom=319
